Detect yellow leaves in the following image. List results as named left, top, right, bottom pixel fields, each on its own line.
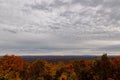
left=59, top=73, right=67, bottom=80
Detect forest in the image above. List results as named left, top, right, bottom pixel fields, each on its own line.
left=0, top=54, right=120, bottom=80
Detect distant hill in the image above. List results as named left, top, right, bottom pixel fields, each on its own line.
left=20, top=55, right=118, bottom=61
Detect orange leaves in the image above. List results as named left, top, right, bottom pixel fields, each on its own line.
left=0, top=55, right=25, bottom=72
left=0, top=54, right=120, bottom=80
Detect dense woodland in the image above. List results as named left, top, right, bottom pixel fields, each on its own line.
left=0, top=54, right=120, bottom=80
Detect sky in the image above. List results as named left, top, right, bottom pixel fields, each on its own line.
left=0, top=0, right=120, bottom=56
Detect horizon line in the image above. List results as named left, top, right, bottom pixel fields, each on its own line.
left=0, top=53, right=120, bottom=56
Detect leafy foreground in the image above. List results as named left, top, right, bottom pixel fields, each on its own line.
left=0, top=54, right=120, bottom=80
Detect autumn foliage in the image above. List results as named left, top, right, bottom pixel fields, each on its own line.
left=0, top=54, right=120, bottom=80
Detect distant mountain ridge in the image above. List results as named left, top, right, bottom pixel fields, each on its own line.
left=20, top=55, right=118, bottom=61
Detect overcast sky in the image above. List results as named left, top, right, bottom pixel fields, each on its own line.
left=0, top=0, right=120, bottom=56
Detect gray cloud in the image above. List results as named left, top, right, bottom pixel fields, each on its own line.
left=94, top=44, right=120, bottom=52
left=0, top=0, right=120, bottom=55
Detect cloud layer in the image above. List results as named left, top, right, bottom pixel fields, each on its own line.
left=0, top=0, right=120, bottom=55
